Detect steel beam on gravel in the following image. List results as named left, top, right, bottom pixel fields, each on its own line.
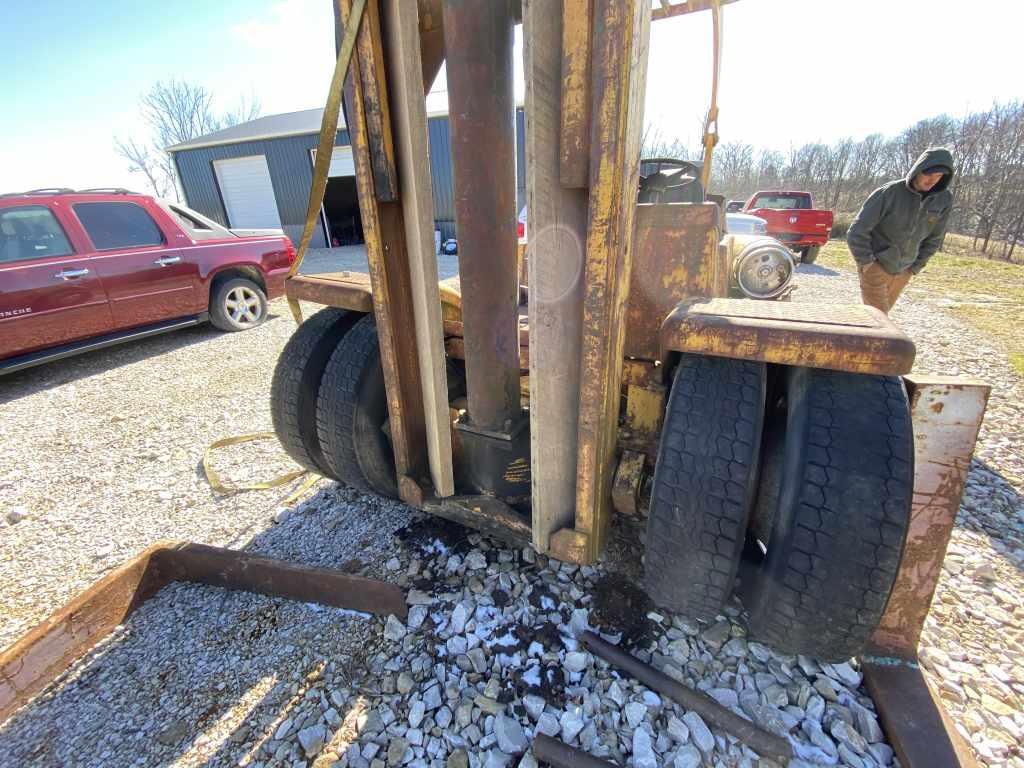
left=858, top=375, right=989, bottom=768
left=0, top=542, right=406, bottom=725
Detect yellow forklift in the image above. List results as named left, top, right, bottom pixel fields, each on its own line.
left=271, top=1, right=987, bottom=764
left=1, top=2, right=988, bottom=766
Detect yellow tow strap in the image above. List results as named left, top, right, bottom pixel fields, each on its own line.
left=202, top=433, right=322, bottom=505
left=287, top=0, right=367, bottom=325
left=700, top=0, right=723, bottom=192
left=201, top=0, right=367, bottom=504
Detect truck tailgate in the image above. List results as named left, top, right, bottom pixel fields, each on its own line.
left=749, top=208, right=833, bottom=239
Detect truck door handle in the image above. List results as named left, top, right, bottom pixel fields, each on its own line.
left=55, top=268, right=90, bottom=280
left=153, top=255, right=182, bottom=266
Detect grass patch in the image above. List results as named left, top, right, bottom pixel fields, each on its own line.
left=819, top=237, right=1024, bottom=379
left=1010, top=353, right=1024, bottom=378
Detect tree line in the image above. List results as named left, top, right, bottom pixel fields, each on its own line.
left=116, top=80, right=260, bottom=201
left=645, top=101, right=1024, bottom=262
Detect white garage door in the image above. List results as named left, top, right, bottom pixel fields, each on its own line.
left=311, top=146, right=356, bottom=177
left=213, top=155, right=282, bottom=228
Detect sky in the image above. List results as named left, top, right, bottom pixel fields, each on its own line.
left=2, top=0, right=1022, bottom=194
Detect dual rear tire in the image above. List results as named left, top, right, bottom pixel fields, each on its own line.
left=645, top=356, right=913, bottom=661
left=270, top=310, right=397, bottom=497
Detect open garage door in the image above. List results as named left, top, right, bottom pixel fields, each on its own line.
left=311, top=147, right=363, bottom=247
left=212, top=155, right=282, bottom=229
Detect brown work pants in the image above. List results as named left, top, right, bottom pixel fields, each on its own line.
left=858, top=262, right=912, bottom=314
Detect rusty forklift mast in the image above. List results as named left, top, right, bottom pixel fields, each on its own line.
left=2, top=3, right=990, bottom=767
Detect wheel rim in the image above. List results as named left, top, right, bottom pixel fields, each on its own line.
left=225, top=286, right=263, bottom=325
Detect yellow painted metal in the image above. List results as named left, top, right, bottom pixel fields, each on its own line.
left=625, top=384, right=666, bottom=445
left=559, top=0, right=592, bottom=188
left=660, top=298, right=917, bottom=376
left=572, top=0, right=651, bottom=563
left=340, top=0, right=429, bottom=504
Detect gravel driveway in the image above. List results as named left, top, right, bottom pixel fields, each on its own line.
left=0, top=264, right=1021, bottom=767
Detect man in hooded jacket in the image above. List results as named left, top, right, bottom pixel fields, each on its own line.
left=847, top=147, right=955, bottom=314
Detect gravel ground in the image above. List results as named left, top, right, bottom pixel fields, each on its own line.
left=1, top=263, right=1022, bottom=767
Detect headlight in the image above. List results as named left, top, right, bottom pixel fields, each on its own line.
left=732, top=237, right=794, bottom=299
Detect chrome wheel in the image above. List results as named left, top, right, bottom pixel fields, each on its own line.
left=225, top=286, right=263, bottom=326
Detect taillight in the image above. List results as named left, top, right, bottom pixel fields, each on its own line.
left=285, top=239, right=297, bottom=265
left=517, top=222, right=525, bottom=239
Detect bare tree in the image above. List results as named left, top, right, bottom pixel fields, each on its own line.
left=115, top=80, right=260, bottom=200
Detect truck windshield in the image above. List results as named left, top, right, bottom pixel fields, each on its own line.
left=752, top=195, right=810, bottom=210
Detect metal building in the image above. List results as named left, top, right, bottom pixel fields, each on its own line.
left=167, top=107, right=526, bottom=249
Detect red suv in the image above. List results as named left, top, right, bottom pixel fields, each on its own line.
left=0, top=189, right=295, bottom=375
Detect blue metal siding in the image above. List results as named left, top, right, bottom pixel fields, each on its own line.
left=427, top=108, right=526, bottom=240
left=173, top=109, right=526, bottom=249
left=174, top=130, right=348, bottom=248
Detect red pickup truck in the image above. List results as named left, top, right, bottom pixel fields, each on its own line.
left=0, top=189, right=294, bottom=375
left=741, top=191, right=833, bottom=264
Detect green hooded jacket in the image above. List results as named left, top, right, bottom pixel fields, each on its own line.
left=847, top=147, right=955, bottom=274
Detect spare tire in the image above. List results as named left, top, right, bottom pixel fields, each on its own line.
left=270, top=308, right=359, bottom=477
left=742, top=367, right=913, bottom=661
left=644, top=354, right=767, bottom=620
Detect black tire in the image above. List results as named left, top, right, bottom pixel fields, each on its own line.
left=644, top=354, right=767, bottom=620
left=742, top=367, right=913, bottom=661
left=270, top=308, right=360, bottom=477
left=800, top=245, right=820, bottom=264
left=316, top=315, right=398, bottom=497
left=210, top=277, right=268, bottom=332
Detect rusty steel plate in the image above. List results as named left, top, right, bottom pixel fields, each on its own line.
left=861, top=658, right=978, bottom=768
left=624, top=202, right=724, bottom=361
left=660, top=298, right=916, bottom=376
left=869, top=376, right=990, bottom=658
left=285, top=272, right=374, bottom=312
left=0, top=542, right=406, bottom=725
left=687, top=297, right=881, bottom=327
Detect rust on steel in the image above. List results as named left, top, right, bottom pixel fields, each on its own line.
left=660, top=298, right=917, bottom=376
left=572, top=0, right=651, bottom=562
left=620, top=359, right=661, bottom=390
left=559, top=0, right=593, bottom=188
left=533, top=734, right=617, bottom=768
left=580, top=632, right=794, bottom=763
left=340, top=0, right=430, bottom=503
left=157, top=543, right=408, bottom=619
left=869, top=376, right=990, bottom=658
left=445, top=337, right=529, bottom=372
left=0, top=542, right=406, bottom=725
left=610, top=449, right=646, bottom=516
left=355, top=0, right=398, bottom=201
left=862, top=658, right=978, bottom=768
left=416, top=0, right=445, bottom=89
left=442, top=0, right=521, bottom=432
left=285, top=272, right=375, bottom=312
left=422, top=496, right=532, bottom=546
left=624, top=202, right=724, bottom=360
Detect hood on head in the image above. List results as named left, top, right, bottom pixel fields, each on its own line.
left=906, top=147, right=955, bottom=195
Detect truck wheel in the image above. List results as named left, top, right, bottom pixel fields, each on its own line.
left=210, top=277, right=268, bottom=331
left=741, top=367, right=913, bottom=661
left=270, top=308, right=359, bottom=477
left=644, top=354, right=767, bottom=620
left=800, top=245, right=820, bottom=264
left=316, top=315, right=398, bottom=497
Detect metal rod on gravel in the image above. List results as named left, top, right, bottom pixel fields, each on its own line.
left=532, top=734, right=617, bottom=768
left=580, top=631, right=794, bottom=764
